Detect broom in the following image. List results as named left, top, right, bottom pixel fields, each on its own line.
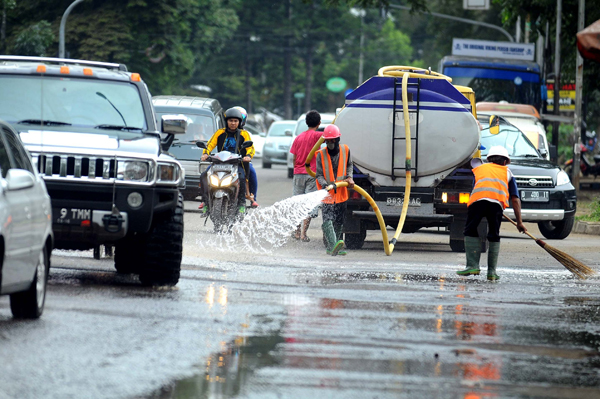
left=503, top=214, right=596, bottom=279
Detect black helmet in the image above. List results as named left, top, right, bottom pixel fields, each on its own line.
left=224, top=108, right=243, bottom=123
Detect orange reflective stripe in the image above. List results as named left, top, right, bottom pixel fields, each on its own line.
left=315, top=146, right=350, bottom=204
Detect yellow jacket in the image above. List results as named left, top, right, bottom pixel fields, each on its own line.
left=203, top=128, right=255, bottom=158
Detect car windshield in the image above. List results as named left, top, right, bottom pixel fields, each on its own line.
left=268, top=122, right=295, bottom=137
left=156, top=112, right=214, bottom=143
left=479, top=118, right=540, bottom=159
left=0, top=75, right=147, bottom=129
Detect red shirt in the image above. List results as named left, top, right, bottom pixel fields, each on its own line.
left=290, top=129, right=322, bottom=175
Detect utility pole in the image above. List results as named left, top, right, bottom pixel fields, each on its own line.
left=59, top=0, right=84, bottom=58
left=551, top=0, right=562, bottom=161
left=572, top=0, right=585, bottom=193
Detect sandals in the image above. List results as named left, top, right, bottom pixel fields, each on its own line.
left=250, top=200, right=259, bottom=208
left=300, top=236, right=310, bottom=242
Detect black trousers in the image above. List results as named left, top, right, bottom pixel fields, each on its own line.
left=322, top=202, right=346, bottom=225
left=464, top=200, right=503, bottom=242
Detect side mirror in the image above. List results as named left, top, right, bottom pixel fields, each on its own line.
left=241, top=140, right=254, bottom=149
left=161, top=114, right=188, bottom=135
left=539, top=148, right=548, bottom=157
left=259, top=131, right=267, bottom=138
left=5, top=169, right=35, bottom=191
left=195, top=141, right=208, bottom=149
left=284, top=130, right=292, bottom=137
left=488, top=115, right=500, bottom=135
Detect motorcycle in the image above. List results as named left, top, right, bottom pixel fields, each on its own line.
left=196, top=140, right=253, bottom=231
left=564, top=143, right=600, bottom=178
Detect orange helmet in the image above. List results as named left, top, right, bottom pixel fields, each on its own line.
left=322, top=124, right=341, bottom=139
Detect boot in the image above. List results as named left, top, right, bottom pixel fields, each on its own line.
left=487, top=241, right=500, bottom=281
left=323, top=221, right=344, bottom=256
left=457, top=236, right=481, bottom=276
left=333, top=224, right=347, bottom=255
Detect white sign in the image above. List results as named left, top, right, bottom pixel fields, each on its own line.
left=463, top=0, right=489, bottom=10
left=452, top=38, right=535, bottom=61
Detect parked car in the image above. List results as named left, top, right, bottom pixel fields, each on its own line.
left=244, top=123, right=266, bottom=159
left=477, top=102, right=551, bottom=160
left=262, top=120, right=297, bottom=168
left=286, top=113, right=336, bottom=178
left=153, top=96, right=225, bottom=200
left=0, top=120, right=53, bottom=319
left=0, top=56, right=185, bottom=286
left=479, top=115, right=576, bottom=239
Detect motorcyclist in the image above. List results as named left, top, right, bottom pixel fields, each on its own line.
left=199, top=107, right=255, bottom=213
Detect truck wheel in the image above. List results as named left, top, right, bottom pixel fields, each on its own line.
left=114, top=237, right=144, bottom=274
left=138, top=194, right=184, bottom=286
left=538, top=216, right=574, bottom=239
left=10, top=246, right=49, bottom=319
left=449, top=238, right=465, bottom=252
left=287, top=168, right=293, bottom=178
left=345, top=228, right=366, bottom=249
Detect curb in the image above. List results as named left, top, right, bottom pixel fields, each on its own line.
left=573, top=220, right=600, bottom=235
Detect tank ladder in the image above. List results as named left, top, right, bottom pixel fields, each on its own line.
left=391, top=77, right=420, bottom=182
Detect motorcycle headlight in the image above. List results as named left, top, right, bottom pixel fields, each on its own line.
left=556, top=170, right=571, bottom=186
left=209, top=174, right=220, bottom=187
left=158, top=162, right=180, bottom=183
left=117, top=161, right=149, bottom=182
left=220, top=175, right=233, bottom=187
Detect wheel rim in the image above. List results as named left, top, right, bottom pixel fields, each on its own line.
left=35, top=251, right=47, bottom=309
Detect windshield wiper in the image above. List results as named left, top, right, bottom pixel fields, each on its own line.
left=94, top=124, right=143, bottom=131
left=514, top=154, right=539, bottom=158
left=17, top=119, right=72, bottom=126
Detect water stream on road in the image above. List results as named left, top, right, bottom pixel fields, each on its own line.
left=199, top=190, right=328, bottom=254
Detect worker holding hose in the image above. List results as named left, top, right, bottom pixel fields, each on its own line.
left=315, top=125, right=355, bottom=256
left=457, top=145, right=526, bottom=280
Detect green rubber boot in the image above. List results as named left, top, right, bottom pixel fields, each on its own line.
left=487, top=241, right=500, bottom=281
left=333, top=224, right=347, bottom=255
left=322, top=221, right=337, bottom=254
left=457, top=236, right=481, bottom=276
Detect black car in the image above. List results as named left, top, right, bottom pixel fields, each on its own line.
left=0, top=56, right=187, bottom=286
left=479, top=116, right=577, bottom=239
left=152, top=96, right=225, bottom=200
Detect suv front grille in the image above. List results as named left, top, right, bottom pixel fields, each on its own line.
left=36, top=154, right=116, bottom=180
left=514, top=175, right=554, bottom=188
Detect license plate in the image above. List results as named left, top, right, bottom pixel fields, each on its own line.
left=521, top=190, right=549, bottom=202
left=211, top=164, right=233, bottom=172
left=54, top=208, right=92, bottom=225
left=386, top=197, right=422, bottom=207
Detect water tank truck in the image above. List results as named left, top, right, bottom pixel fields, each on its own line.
left=332, top=66, right=484, bottom=252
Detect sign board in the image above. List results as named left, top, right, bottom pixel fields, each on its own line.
left=452, top=38, right=535, bottom=61
left=463, top=0, right=489, bottom=10
left=326, top=77, right=347, bottom=93
left=546, top=81, right=576, bottom=112
left=294, top=92, right=305, bottom=99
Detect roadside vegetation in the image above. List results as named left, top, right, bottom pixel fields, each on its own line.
left=575, top=193, right=600, bottom=222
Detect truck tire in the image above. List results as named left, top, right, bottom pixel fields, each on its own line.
left=449, top=238, right=465, bottom=252
left=10, top=246, right=49, bottom=319
left=538, top=215, right=574, bottom=239
left=138, top=194, right=184, bottom=286
left=345, top=228, right=366, bottom=249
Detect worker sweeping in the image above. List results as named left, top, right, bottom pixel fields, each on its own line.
left=457, top=145, right=527, bottom=280
left=315, top=125, right=355, bottom=256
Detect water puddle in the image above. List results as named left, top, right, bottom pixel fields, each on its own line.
left=199, top=190, right=327, bottom=254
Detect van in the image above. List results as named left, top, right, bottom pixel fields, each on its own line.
left=153, top=96, right=225, bottom=200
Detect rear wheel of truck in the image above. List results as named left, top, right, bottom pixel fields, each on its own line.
left=345, top=227, right=366, bottom=249
left=538, top=215, right=574, bottom=239
left=138, top=194, right=184, bottom=286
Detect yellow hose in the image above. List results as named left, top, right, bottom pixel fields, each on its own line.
left=303, top=71, right=415, bottom=256
left=378, top=65, right=452, bottom=82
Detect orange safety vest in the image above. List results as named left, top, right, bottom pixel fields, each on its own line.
left=468, top=163, right=509, bottom=209
left=316, top=145, right=349, bottom=204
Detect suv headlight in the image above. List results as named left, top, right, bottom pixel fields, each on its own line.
left=556, top=170, right=571, bottom=186
left=158, top=162, right=181, bottom=183
left=117, top=161, right=149, bottom=181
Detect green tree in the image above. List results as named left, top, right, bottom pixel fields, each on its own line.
left=11, top=20, right=54, bottom=56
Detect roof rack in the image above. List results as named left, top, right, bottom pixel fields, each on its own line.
left=0, top=56, right=128, bottom=72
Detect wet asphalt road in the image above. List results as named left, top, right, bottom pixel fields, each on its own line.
left=1, top=160, right=600, bottom=399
